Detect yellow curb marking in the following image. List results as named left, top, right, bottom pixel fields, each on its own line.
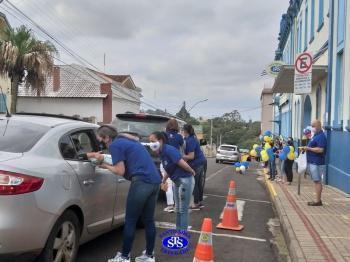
left=263, top=173, right=277, bottom=197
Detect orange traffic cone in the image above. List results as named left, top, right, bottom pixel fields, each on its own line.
left=217, top=180, right=244, bottom=231
left=193, top=218, right=214, bottom=262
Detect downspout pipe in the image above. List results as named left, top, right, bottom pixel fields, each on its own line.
left=325, top=0, right=335, bottom=185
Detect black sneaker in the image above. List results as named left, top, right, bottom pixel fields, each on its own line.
left=199, top=203, right=205, bottom=209
left=307, top=201, right=323, bottom=206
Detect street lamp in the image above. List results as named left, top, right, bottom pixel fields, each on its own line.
left=188, top=99, right=208, bottom=112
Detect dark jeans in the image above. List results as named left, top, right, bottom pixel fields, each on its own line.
left=193, top=165, right=204, bottom=205
left=284, top=159, right=294, bottom=182
left=122, top=179, right=159, bottom=257
left=269, top=159, right=276, bottom=180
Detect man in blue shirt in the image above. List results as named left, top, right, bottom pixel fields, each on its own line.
left=96, top=125, right=160, bottom=262
left=305, top=120, right=327, bottom=206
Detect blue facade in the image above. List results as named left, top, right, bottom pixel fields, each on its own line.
left=326, top=0, right=350, bottom=193
left=274, top=0, right=350, bottom=193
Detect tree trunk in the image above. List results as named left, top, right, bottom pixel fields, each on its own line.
left=10, top=77, right=19, bottom=114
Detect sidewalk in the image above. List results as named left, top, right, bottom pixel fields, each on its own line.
left=263, top=170, right=350, bottom=262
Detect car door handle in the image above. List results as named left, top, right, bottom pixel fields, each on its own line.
left=118, top=178, right=126, bottom=183
left=83, top=179, right=95, bottom=185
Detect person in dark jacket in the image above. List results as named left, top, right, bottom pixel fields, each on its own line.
left=284, top=137, right=295, bottom=185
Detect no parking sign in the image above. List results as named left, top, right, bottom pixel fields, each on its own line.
left=294, top=52, right=313, bottom=94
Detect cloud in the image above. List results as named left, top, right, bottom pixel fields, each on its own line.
left=6, top=0, right=288, bottom=120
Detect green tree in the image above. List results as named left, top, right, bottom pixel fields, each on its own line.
left=0, top=26, right=58, bottom=113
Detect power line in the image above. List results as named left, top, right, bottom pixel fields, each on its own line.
left=4, top=0, right=101, bottom=71
left=1, top=1, right=174, bottom=115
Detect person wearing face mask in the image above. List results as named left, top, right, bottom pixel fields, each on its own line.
left=149, top=131, right=195, bottom=230
left=302, top=120, right=327, bottom=206
left=284, top=137, right=295, bottom=185
left=182, top=124, right=206, bottom=210
left=95, top=125, right=161, bottom=262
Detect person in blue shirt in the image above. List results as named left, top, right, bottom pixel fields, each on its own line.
left=166, top=118, right=184, bottom=151
left=161, top=119, right=184, bottom=213
left=182, top=124, right=206, bottom=210
left=149, top=131, right=195, bottom=230
left=96, top=125, right=160, bottom=262
left=303, top=120, right=327, bottom=206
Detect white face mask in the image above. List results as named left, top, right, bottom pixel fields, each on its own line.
left=149, top=141, right=161, bottom=152
left=311, top=127, right=317, bottom=134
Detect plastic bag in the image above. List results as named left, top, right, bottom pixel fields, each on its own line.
left=296, top=151, right=307, bottom=174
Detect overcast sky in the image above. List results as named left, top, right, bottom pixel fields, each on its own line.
left=1, top=0, right=288, bottom=120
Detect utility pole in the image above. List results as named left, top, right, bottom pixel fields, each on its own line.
left=219, top=133, right=222, bottom=145
left=210, top=119, right=213, bottom=154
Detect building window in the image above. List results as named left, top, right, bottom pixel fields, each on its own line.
left=318, top=0, right=324, bottom=31
left=316, top=85, right=322, bottom=119
left=304, top=7, right=309, bottom=50
left=310, top=0, right=315, bottom=42
left=337, top=0, right=346, bottom=51
left=0, top=94, right=6, bottom=113
left=333, top=51, right=344, bottom=126
left=297, top=19, right=302, bottom=53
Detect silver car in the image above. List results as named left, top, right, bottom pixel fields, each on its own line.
left=0, top=114, right=130, bottom=262
left=215, top=144, right=241, bottom=163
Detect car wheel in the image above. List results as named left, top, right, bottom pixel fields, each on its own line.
left=37, top=210, right=81, bottom=262
left=216, top=159, right=219, bottom=163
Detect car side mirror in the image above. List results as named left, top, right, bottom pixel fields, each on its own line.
left=200, top=139, right=207, bottom=146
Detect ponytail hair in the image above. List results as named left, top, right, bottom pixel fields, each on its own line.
left=183, top=124, right=195, bottom=136
left=151, top=131, right=168, bottom=144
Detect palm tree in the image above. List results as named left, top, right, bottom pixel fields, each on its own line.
left=0, top=25, right=57, bottom=113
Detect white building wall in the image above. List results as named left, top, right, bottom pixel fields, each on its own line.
left=17, top=97, right=103, bottom=123
left=289, top=0, right=330, bottom=139
left=112, top=97, right=140, bottom=116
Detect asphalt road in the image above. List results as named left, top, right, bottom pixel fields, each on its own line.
left=77, top=159, right=279, bottom=262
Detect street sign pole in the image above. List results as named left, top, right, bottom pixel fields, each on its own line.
left=294, top=51, right=313, bottom=195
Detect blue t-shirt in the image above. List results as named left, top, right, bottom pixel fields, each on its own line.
left=184, top=135, right=206, bottom=168
left=307, top=130, right=327, bottom=165
left=166, top=130, right=184, bottom=150
left=160, top=144, right=192, bottom=181
left=109, top=137, right=161, bottom=184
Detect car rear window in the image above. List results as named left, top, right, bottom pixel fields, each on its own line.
left=220, top=146, right=236, bottom=151
left=112, top=116, right=168, bottom=139
left=0, top=118, right=50, bottom=153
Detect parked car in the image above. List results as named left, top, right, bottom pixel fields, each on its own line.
left=0, top=113, right=130, bottom=262
left=216, top=144, right=241, bottom=163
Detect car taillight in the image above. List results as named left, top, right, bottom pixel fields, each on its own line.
left=0, top=171, right=44, bottom=195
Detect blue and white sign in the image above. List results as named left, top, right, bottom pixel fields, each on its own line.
left=266, top=61, right=284, bottom=78
left=160, top=229, right=192, bottom=256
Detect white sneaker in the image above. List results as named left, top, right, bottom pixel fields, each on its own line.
left=163, top=206, right=174, bottom=213
left=135, top=250, right=155, bottom=262
left=108, top=252, right=130, bottom=262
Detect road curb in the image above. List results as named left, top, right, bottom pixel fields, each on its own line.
left=261, top=171, right=305, bottom=262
